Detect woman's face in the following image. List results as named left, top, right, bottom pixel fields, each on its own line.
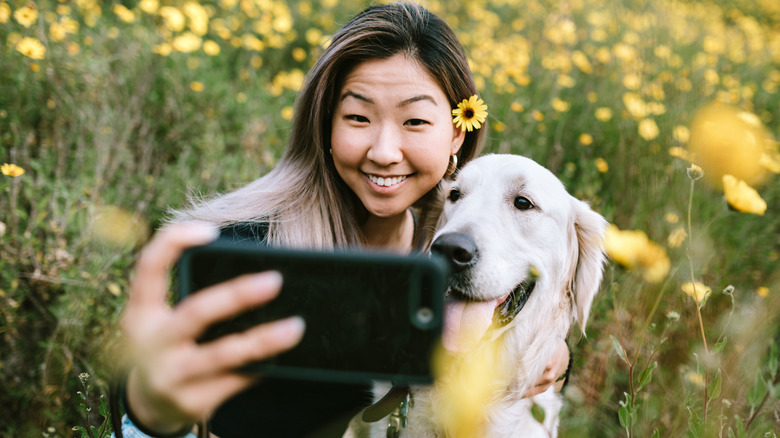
left=331, top=54, right=465, bottom=220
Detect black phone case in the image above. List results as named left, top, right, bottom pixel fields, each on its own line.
left=176, top=240, right=447, bottom=384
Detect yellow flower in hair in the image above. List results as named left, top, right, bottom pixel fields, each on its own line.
left=722, top=174, right=767, bottom=215
left=452, top=95, right=488, bottom=132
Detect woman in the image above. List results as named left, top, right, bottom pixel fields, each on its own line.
left=116, top=2, right=569, bottom=437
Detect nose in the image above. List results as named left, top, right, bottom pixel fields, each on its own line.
left=366, top=123, right=403, bottom=166
left=431, top=232, right=478, bottom=273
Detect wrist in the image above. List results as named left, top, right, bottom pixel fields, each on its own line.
left=122, top=369, right=195, bottom=438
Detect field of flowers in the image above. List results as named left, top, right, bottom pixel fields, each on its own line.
left=1, top=0, right=779, bottom=436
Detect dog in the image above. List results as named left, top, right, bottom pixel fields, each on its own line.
left=350, top=154, right=607, bottom=437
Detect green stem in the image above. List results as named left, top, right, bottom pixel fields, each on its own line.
left=687, top=179, right=709, bottom=421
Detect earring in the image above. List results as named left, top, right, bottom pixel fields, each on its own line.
left=445, top=153, right=458, bottom=177
left=329, top=148, right=333, bottom=155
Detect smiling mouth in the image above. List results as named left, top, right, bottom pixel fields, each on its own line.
left=366, top=174, right=408, bottom=187
left=447, top=278, right=537, bottom=328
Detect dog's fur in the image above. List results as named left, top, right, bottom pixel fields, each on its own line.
left=351, top=154, right=607, bottom=437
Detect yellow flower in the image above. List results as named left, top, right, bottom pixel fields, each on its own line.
left=688, top=102, right=776, bottom=187
left=551, top=97, right=570, bottom=112
left=281, top=106, right=294, bottom=120
left=159, top=6, right=185, bottom=32
left=638, top=118, right=659, bottom=141
left=0, top=3, right=11, bottom=23
left=452, top=95, right=488, bottom=132
left=579, top=133, right=593, bottom=146
left=682, top=281, right=711, bottom=306
left=112, top=4, right=135, bottom=23
left=595, top=107, right=612, bottom=122
left=182, top=2, right=209, bottom=36
left=722, top=174, right=767, bottom=215
left=13, top=4, right=37, bottom=28
left=604, top=225, right=670, bottom=283
left=172, top=32, right=202, bottom=53
left=203, top=40, right=220, bottom=56
left=139, top=0, right=159, bottom=14
left=190, top=81, right=204, bottom=92
left=1, top=163, right=25, bottom=177
left=667, top=227, right=687, bottom=248
left=16, top=37, right=46, bottom=60
left=91, top=205, right=149, bottom=248
left=665, top=213, right=679, bottom=224
left=595, top=158, right=609, bottom=173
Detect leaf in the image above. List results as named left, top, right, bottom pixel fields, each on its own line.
left=708, top=368, right=722, bottom=401
left=734, top=416, right=746, bottom=438
left=611, top=335, right=628, bottom=364
left=713, top=337, right=728, bottom=354
left=618, top=404, right=629, bottom=429
left=637, top=361, right=657, bottom=392
left=530, top=402, right=545, bottom=424
left=727, top=427, right=735, bottom=438
left=687, top=406, right=703, bottom=437
left=72, top=426, right=89, bottom=438
left=98, top=395, right=108, bottom=418
left=651, top=428, right=660, bottom=438
left=747, top=371, right=767, bottom=408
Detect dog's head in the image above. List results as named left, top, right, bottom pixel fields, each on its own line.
left=431, top=154, right=607, bottom=352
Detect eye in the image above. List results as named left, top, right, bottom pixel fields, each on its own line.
left=448, top=189, right=461, bottom=203
left=346, top=114, right=369, bottom=123
left=514, top=196, right=534, bottom=210
left=404, top=118, right=430, bottom=126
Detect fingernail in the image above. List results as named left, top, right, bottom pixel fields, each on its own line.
left=254, top=271, right=283, bottom=288
left=278, top=316, right=306, bottom=338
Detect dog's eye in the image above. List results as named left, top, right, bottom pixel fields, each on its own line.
left=514, top=196, right=534, bottom=210
left=448, top=189, right=461, bottom=203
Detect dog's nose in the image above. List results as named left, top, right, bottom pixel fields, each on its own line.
left=431, top=232, right=478, bottom=272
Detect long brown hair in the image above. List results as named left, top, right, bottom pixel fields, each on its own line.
left=172, top=1, right=485, bottom=249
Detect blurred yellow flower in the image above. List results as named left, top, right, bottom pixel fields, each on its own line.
left=159, top=6, right=185, bottom=32
left=91, top=205, right=149, bottom=248
left=688, top=102, right=777, bottom=187
left=682, top=281, right=711, bottom=306
left=13, top=4, right=37, bottom=28
left=452, top=95, right=488, bottom=132
left=511, top=102, right=524, bottom=112
left=16, top=37, right=46, bottom=60
left=281, top=106, right=294, bottom=120
left=668, top=146, right=691, bottom=161
left=595, top=158, right=609, bottom=173
left=665, top=213, right=679, bottom=224
left=760, top=153, right=780, bottom=173
left=1, top=163, right=25, bottom=177
left=190, top=81, right=204, bottom=92
left=605, top=225, right=671, bottom=283
left=50, top=22, right=67, bottom=42
left=722, top=174, right=767, bottom=215
left=667, top=227, right=687, bottom=248
left=551, top=97, right=570, bottom=112
left=0, top=3, right=11, bottom=23
left=579, top=133, right=593, bottom=146
left=112, top=4, right=135, bottom=23
left=673, top=125, right=690, bottom=143
left=638, top=118, right=659, bottom=141
left=203, top=40, right=220, bottom=56
left=532, top=110, right=544, bottom=121
left=595, top=107, right=612, bottom=122
left=292, top=47, right=306, bottom=62
left=139, top=0, right=159, bottom=14
left=757, top=287, right=769, bottom=298
left=623, top=92, right=648, bottom=119
left=571, top=50, right=592, bottom=74
left=183, top=2, right=209, bottom=36
left=172, top=32, right=202, bottom=53
left=433, top=341, right=505, bottom=438
left=153, top=43, right=172, bottom=56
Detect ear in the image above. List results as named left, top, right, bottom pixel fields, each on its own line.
left=568, top=199, right=608, bottom=333
left=451, top=124, right=466, bottom=155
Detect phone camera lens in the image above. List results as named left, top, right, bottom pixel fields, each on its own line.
left=416, top=307, right=433, bottom=325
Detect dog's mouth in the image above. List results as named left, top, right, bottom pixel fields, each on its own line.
left=442, top=278, right=537, bottom=353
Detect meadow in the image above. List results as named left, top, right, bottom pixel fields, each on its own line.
left=1, top=0, right=779, bottom=436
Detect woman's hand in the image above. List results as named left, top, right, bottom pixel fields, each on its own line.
left=524, top=338, right=570, bottom=398
left=120, top=223, right=305, bottom=434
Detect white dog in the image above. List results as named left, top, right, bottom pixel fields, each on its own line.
left=352, top=154, right=607, bottom=437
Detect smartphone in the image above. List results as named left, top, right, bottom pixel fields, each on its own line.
left=176, top=240, right=448, bottom=385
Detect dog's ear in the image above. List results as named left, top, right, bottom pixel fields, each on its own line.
left=568, top=199, right=608, bottom=333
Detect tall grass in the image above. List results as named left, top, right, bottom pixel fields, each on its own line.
left=1, top=0, right=778, bottom=436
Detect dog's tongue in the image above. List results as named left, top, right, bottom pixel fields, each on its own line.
left=442, top=297, right=498, bottom=352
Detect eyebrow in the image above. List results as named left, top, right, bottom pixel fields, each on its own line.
left=339, top=91, right=438, bottom=107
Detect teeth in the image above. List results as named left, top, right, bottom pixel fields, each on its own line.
left=368, top=174, right=407, bottom=187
